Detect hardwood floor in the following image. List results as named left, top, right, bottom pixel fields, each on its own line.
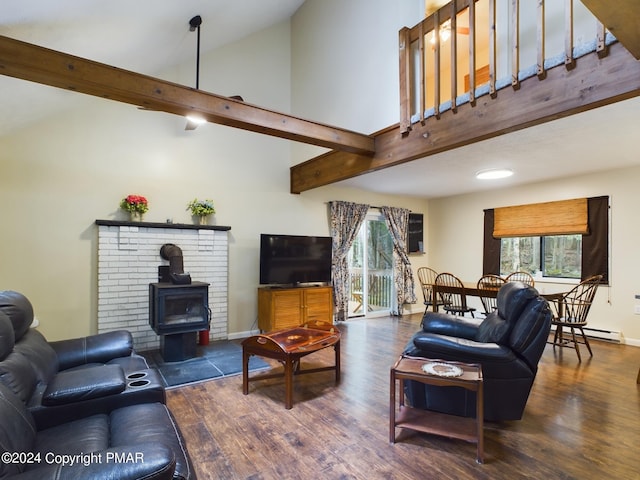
left=167, top=314, right=640, bottom=479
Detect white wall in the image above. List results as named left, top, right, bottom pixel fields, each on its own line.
left=291, top=0, right=423, bottom=133
left=0, top=4, right=430, bottom=342
left=289, top=0, right=429, bottom=315
left=428, top=165, right=640, bottom=345
left=0, top=21, right=298, bottom=340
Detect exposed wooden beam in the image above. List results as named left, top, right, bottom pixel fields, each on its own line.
left=0, top=35, right=374, bottom=155
left=291, top=43, right=640, bottom=194
left=581, top=0, right=640, bottom=59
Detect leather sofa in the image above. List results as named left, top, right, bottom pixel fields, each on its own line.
left=0, top=290, right=194, bottom=479
left=403, top=281, right=551, bottom=421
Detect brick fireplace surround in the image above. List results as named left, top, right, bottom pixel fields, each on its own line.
left=96, top=220, right=230, bottom=352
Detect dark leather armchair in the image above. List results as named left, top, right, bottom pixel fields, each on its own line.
left=403, top=282, right=551, bottom=421
left=0, top=290, right=194, bottom=479
left=0, top=380, right=178, bottom=479
left=0, top=290, right=166, bottom=427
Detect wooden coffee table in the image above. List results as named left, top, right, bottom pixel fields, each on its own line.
left=390, top=355, right=484, bottom=463
left=242, top=325, right=341, bottom=409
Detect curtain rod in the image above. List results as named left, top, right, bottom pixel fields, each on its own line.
left=370, top=206, right=414, bottom=213
left=325, top=202, right=412, bottom=213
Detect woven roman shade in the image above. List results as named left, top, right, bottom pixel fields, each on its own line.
left=493, top=198, right=588, bottom=238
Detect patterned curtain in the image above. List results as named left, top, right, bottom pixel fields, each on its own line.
left=329, top=201, right=370, bottom=322
left=381, top=206, right=417, bottom=316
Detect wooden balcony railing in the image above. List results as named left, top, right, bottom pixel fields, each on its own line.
left=399, top=0, right=614, bottom=134
left=290, top=0, right=638, bottom=194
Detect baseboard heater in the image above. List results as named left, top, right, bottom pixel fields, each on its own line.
left=582, top=327, right=622, bottom=343
left=551, top=325, right=621, bottom=343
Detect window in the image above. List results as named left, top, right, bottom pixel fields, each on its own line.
left=500, top=237, right=540, bottom=275
left=500, top=234, right=582, bottom=279
left=484, top=196, right=609, bottom=283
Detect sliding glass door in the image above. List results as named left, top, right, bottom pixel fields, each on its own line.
left=347, top=213, right=394, bottom=318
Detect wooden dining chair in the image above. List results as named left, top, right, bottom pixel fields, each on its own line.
left=549, top=274, right=603, bottom=362
left=506, top=271, right=536, bottom=287
left=477, top=274, right=506, bottom=316
left=435, top=273, right=476, bottom=317
left=417, top=267, right=444, bottom=313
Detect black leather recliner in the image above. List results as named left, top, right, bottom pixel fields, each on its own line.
left=0, top=380, right=178, bottom=479
left=403, top=281, right=551, bottom=421
left=0, top=291, right=194, bottom=479
left=0, top=290, right=165, bottom=427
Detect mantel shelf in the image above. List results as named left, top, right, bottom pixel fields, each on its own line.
left=95, top=219, right=231, bottom=231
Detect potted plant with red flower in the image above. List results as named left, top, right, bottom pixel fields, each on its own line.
left=120, top=194, right=149, bottom=221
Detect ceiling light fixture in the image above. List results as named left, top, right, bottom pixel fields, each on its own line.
left=185, top=15, right=203, bottom=131
left=183, top=15, right=243, bottom=131
left=430, top=19, right=451, bottom=44
left=185, top=115, right=207, bottom=130
left=476, top=168, right=514, bottom=180
left=429, top=19, right=469, bottom=46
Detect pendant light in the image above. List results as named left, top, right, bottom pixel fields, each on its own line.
left=185, top=15, right=205, bottom=130
left=184, top=15, right=244, bottom=131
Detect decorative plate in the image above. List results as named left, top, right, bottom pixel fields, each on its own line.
left=422, top=362, right=463, bottom=377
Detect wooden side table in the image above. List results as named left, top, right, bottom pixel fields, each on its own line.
left=390, top=355, right=484, bottom=464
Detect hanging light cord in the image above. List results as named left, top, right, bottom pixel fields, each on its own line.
left=195, top=23, right=200, bottom=89
left=189, top=15, right=202, bottom=90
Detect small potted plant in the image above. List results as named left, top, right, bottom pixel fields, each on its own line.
left=120, top=194, right=149, bottom=221
left=187, top=198, right=215, bottom=225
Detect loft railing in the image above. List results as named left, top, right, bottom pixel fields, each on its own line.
left=399, top=0, right=613, bottom=134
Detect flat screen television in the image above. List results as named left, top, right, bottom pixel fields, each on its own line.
left=259, top=234, right=332, bottom=286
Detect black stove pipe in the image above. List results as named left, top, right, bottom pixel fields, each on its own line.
left=159, top=244, right=191, bottom=284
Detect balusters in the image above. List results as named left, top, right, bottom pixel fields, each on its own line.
left=511, top=0, right=520, bottom=88
left=450, top=0, right=458, bottom=112
left=596, top=21, right=607, bottom=57
left=398, top=27, right=411, bottom=134
left=537, top=0, right=546, bottom=78
left=565, top=0, right=575, bottom=68
left=418, top=22, right=426, bottom=124
left=489, top=0, right=497, bottom=96
left=468, top=0, right=477, bottom=103
left=398, top=0, right=605, bottom=133
left=433, top=9, right=442, bottom=119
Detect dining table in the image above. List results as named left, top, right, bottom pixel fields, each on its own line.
left=430, top=281, right=566, bottom=316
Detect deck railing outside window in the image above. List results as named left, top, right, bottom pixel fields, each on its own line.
left=349, top=269, right=393, bottom=315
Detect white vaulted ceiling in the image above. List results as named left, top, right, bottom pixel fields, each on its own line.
left=0, top=0, right=305, bottom=136
left=1, top=0, right=638, bottom=199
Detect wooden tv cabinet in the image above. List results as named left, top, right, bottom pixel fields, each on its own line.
left=258, top=286, right=333, bottom=332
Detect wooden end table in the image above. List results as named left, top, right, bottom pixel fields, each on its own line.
left=390, top=355, right=484, bottom=464
left=242, top=326, right=341, bottom=409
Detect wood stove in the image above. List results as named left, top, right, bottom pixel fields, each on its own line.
left=149, top=282, right=210, bottom=361
left=148, top=243, right=210, bottom=361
